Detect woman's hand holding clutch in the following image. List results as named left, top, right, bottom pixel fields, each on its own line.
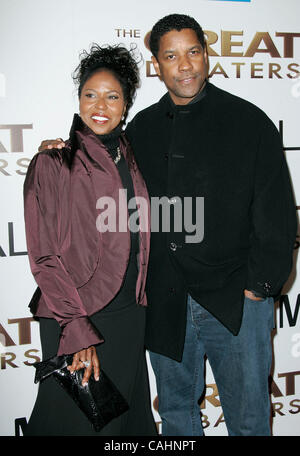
left=67, top=345, right=100, bottom=386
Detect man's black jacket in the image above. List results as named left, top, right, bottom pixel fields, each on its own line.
left=126, top=82, right=297, bottom=361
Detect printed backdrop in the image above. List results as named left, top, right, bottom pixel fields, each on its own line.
left=0, top=0, right=299, bottom=436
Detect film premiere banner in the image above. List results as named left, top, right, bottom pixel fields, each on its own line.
left=0, top=0, right=299, bottom=436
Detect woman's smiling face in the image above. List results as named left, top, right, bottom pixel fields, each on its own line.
left=79, top=70, right=126, bottom=135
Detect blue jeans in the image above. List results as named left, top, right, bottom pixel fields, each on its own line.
left=149, top=294, right=274, bottom=436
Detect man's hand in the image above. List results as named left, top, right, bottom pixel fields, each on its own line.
left=38, top=138, right=65, bottom=152
left=67, top=346, right=100, bottom=386
left=244, top=289, right=263, bottom=301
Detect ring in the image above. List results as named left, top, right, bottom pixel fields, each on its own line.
left=82, top=361, right=90, bottom=368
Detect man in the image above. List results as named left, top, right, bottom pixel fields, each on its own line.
left=39, top=14, right=296, bottom=436
left=125, top=14, right=297, bottom=436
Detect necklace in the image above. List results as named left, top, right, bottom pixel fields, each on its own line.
left=114, top=146, right=121, bottom=164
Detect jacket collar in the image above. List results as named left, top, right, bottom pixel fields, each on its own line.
left=67, top=113, right=129, bottom=167
left=158, top=80, right=215, bottom=113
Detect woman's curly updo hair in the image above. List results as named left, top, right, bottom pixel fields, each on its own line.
left=73, top=43, right=141, bottom=125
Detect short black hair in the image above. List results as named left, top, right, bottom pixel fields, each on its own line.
left=149, top=14, right=205, bottom=59
left=72, top=43, right=141, bottom=124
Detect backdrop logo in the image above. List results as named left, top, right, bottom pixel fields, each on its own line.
left=143, top=30, right=300, bottom=80
left=0, top=316, right=40, bottom=370
left=198, top=370, right=300, bottom=430
left=0, top=124, right=32, bottom=176
left=0, top=222, right=27, bottom=258
left=277, top=294, right=300, bottom=329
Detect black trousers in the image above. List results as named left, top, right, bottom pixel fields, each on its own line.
left=24, top=302, right=157, bottom=436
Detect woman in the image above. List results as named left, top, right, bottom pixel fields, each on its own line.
left=23, top=44, right=156, bottom=436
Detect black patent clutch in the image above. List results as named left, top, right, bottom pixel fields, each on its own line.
left=33, top=354, right=129, bottom=432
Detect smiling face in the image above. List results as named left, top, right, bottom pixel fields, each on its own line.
left=79, top=70, right=126, bottom=135
left=152, top=28, right=208, bottom=105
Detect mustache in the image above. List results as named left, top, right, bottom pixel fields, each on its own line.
left=175, top=73, right=200, bottom=82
